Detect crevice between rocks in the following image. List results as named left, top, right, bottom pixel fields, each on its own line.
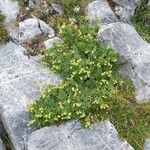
left=107, top=0, right=121, bottom=20
left=0, top=115, right=14, bottom=150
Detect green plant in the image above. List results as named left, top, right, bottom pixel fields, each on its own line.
left=133, top=0, right=150, bottom=42
left=18, top=0, right=29, bottom=13
left=0, top=13, right=5, bottom=22
left=0, top=12, right=8, bottom=44
left=28, top=19, right=123, bottom=126
left=28, top=0, right=150, bottom=149
left=28, top=19, right=150, bottom=149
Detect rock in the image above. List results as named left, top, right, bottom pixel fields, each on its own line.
left=28, top=0, right=37, bottom=8
left=28, top=120, right=134, bottom=150
left=113, top=0, right=139, bottom=6
left=0, top=42, right=60, bottom=150
left=86, top=0, right=118, bottom=26
left=44, top=37, right=62, bottom=49
left=0, top=0, right=19, bottom=21
left=0, top=0, right=19, bottom=39
left=114, top=5, right=135, bottom=23
left=51, top=3, right=63, bottom=15
left=144, top=139, right=150, bottom=150
left=113, top=0, right=140, bottom=23
left=98, top=22, right=150, bottom=102
left=19, top=18, right=55, bottom=42
left=0, top=139, right=5, bottom=150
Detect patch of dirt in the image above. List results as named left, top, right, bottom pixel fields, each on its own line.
left=21, top=34, right=48, bottom=58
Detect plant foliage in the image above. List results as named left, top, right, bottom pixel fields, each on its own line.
left=28, top=0, right=150, bottom=149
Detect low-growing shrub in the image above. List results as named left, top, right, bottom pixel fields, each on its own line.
left=28, top=0, right=150, bottom=149
left=28, top=18, right=150, bottom=150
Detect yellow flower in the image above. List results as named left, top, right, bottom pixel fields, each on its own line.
left=73, top=6, right=80, bottom=13
left=75, top=102, right=81, bottom=107
left=100, top=103, right=109, bottom=109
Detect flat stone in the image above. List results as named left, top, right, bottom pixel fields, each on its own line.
left=0, top=42, right=59, bottom=150
left=86, top=0, right=118, bottom=26
left=98, top=22, right=150, bottom=102
left=28, top=120, right=134, bottom=150
left=19, top=18, right=55, bottom=42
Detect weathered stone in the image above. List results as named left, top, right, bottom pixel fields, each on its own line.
left=19, top=18, right=55, bottom=42
left=144, top=139, right=150, bottom=150
left=51, top=3, right=63, bottom=15
left=0, top=138, right=5, bottom=150
left=0, top=0, right=19, bottom=39
left=86, top=0, right=118, bottom=26
left=29, top=0, right=37, bottom=8
left=113, top=0, right=140, bottom=23
left=0, top=42, right=60, bottom=150
left=113, top=0, right=139, bottom=6
left=44, top=37, right=62, bottom=49
left=28, top=120, right=134, bottom=150
left=98, top=22, right=150, bottom=102
left=115, top=5, right=135, bottom=23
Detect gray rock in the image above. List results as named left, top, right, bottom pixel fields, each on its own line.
left=0, top=0, right=19, bottom=39
left=28, top=0, right=38, bottom=8
left=52, top=3, right=63, bottom=15
left=44, top=37, right=62, bottom=49
left=86, top=0, right=118, bottom=26
left=0, top=139, right=5, bottom=150
left=28, top=120, right=134, bottom=150
left=98, top=22, right=150, bottom=102
left=19, top=18, right=55, bottom=42
left=0, top=42, right=60, bottom=150
left=115, top=5, right=135, bottom=23
left=113, top=0, right=140, bottom=23
left=113, top=0, right=139, bottom=6
left=144, top=139, right=150, bottom=150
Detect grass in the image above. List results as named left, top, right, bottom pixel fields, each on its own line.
left=0, top=12, right=8, bottom=44
left=133, top=0, right=150, bottom=42
left=27, top=0, right=150, bottom=149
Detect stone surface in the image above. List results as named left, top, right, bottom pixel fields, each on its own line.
left=0, top=0, right=19, bottom=39
left=0, top=139, right=5, bottom=150
left=44, top=37, right=62, bottom=49
left=0, top=42, right=60, bottom=150
left=28, top=120, right=134, bottom=150
left=112, top=0, right=140, bottom=23
left=113, top=0, right=139, bottom=6
left=144, top=139, right=150, bottom=150
left=52, top=3, right=63, bottom=15
left=19, top=18, right=55, bottom=42
left=98, top=22, right=150, bottom=101
left=114, top=5, right=135, bottom=23
left=86, top=0, right=118, bottom=26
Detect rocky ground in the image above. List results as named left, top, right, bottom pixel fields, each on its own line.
left=0, top=0, right=150, bottom=150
